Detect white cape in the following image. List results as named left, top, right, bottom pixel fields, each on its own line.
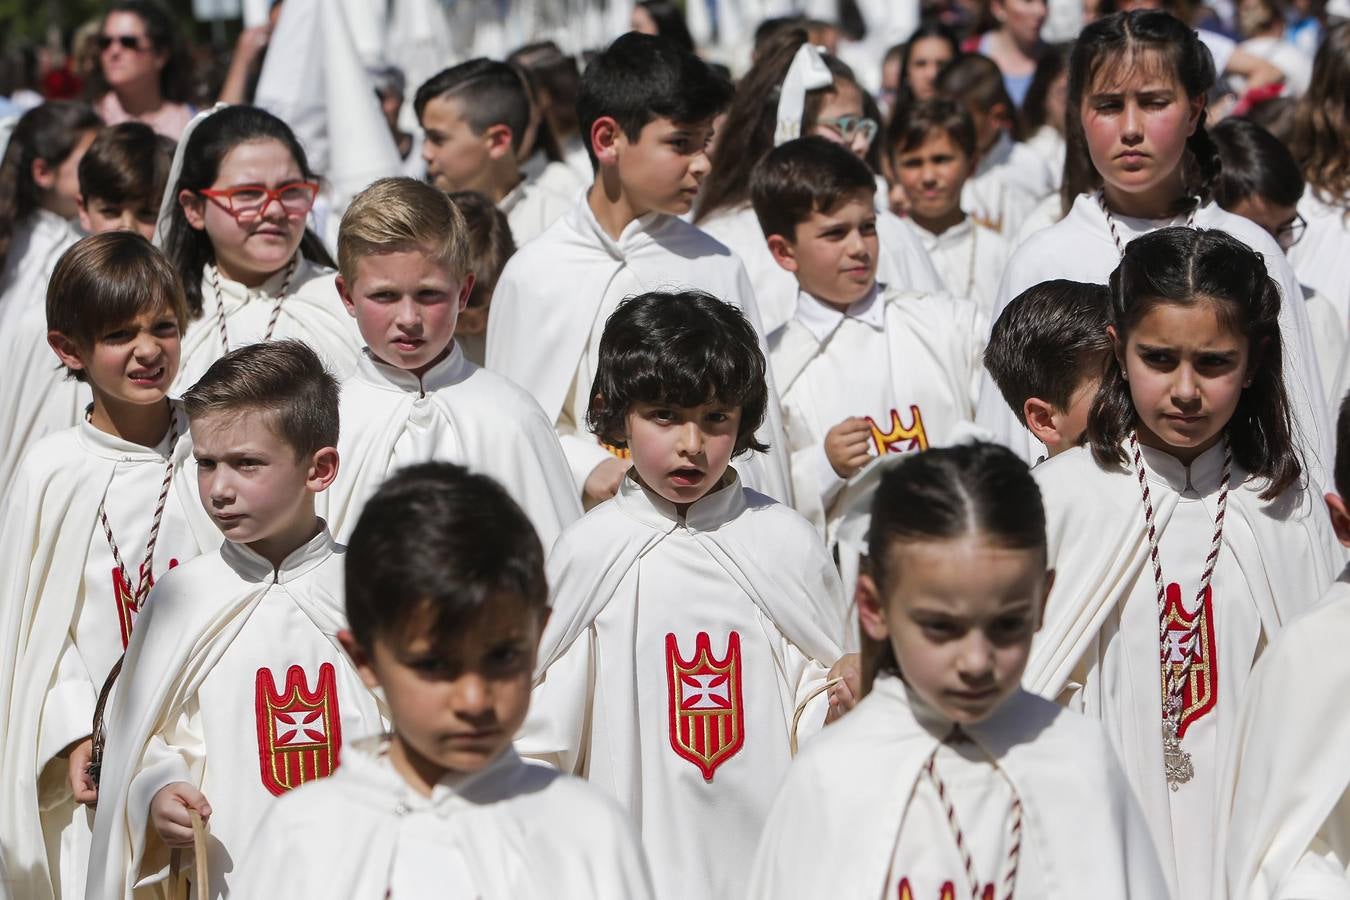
left=747, top=676, right=1170, bottom=899
left=1290, top=193, right=1350, bottom=343
left=976, top=194, right=1332, bottom=489
left=1216, top=568, right=1350, bottom=900
left=485, top=195, right=793, bottom=504
left=321, top=348, right=581, bottom=549
left=0, top=411, right=215, bottom=900
left=233, top=740, right=654, bottom=898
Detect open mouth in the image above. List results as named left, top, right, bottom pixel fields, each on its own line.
left=391, top=337, right=424, bottom=352
left=128, top=366, right=165, bottom=385
left=669, top=467, right=704, bottom=486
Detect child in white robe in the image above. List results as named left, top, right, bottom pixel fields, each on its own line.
left=85, top=342, right=388, bottom=900
left=447, top=190, right=515, bottom=367
left=983, top=280, right=1111, bottom=463
left=412, top=59, right=575, bottom=246
left=1216, top=396, right=1350, bottom=899
left=1210, top=118, right=1345, bottom=410
left=887, top=97, right=1013, bottom=320
left=695, top=37, right=943, bottom=335
left=936, top=54, right=1054, bottom=238
left=160, top=106, right=364, bottom=393
left=235, top=462, right=653, bottom=898
left=748, top=443, right=1168, bottom=899
left=753, top=137, right=984, bottom=535
left=1025, top=226, right=1341, bottom=900
left=0, top=103, right=100, bottom=500
left=975, top=12, right=1330, bottom=486
left=0, top=234, right=216, bottom=900
left=323, top=176, right=579, bottom=549
left=486, top=33, right=791, bottom=508
left=517, top=291, right=848, bottom=900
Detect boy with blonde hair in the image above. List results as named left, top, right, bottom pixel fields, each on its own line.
left=485, top=32, right=792, bottom=508
left=323, top=177, right=579, bottom=549
left=0, top=233, right=214, bottom=900
left=86, top=341, right=388, bottom=899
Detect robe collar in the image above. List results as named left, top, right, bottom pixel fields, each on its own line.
left=345, top=737, right=527, bottom=818
left=1135, top=438, right=1228, bottom=496
left=219, top=520, right=336, bottom=584
left=1072, top=192, right=1204, bottom=247
left=614, top=467, right=746, bottom=533
left=354, top=344, right=467, bottom=395
left=75, top=400, right=186, bottom=462
left=872, top=673, right=1027, bottom=760
left=568, top=191, right=666, bottom=262
left=204, top=254, right=306, bottom=304
left=794, top=283, right=885, bottom=343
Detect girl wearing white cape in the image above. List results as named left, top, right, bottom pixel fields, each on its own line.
left=749, top=443, right=1167, bottom=899
left=1025, top=226, right=1340, bottom=900
left=974, top=12, right=1330, bottom=487
left=159, top=106, right=363, bottom=394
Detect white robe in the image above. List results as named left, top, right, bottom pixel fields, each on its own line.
left=85, top=528, right=389, bottom=900
left=321, top=347, right=581, bottom=549
left=1216, top=567, right=1350, bottom=900
left=1304, top=285, right=1347, bottom=413
left=516, top=472, right=846, bottom=900
left=910, top=216, right=1012, bottom=321
left=485, top=195, right=793, bottom=504
left=499, top=164, right=579, bottom=246
left=1290, top=193, right=1350, bottom=340
left=0, top=407, right=217, bottom=900
left=1025, top=442, right=1340, bottom=899
left=0, top=210, right=90, bottom=502
left=964, top=134, right=1055, bottom=238
left=697, top=203, right=945, bottom=336
left=231, top=739, right=655, bottom=898
left=975, top=194, right=1332, bottom=490
left=173, top=258, right=364, bottom=394
left=769, top=286, right=984, bottom=535
left=747, top=675, right=1170, bottom=899
left=1026, top=125, right=1066, bottom=191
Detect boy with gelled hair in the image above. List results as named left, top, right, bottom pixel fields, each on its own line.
left=86, top=341, right=388, bottom=900
left=519, top=290, right=845, bottom=900
left=486, top=32, right=793, bottom=509
left=325, top=176, right=579, bottom=549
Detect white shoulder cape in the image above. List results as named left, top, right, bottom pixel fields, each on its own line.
left=322, top=348, right=581, bottom=548
left=747, top=676, right=1170, bottom=898
left=0, top=412, right=214, bottom=900
left=231, top=740, right=654, bottom=898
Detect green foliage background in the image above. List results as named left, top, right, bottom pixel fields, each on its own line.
left=0, top=0, right=205, bottom=45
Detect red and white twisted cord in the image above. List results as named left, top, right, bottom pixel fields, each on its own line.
left=210, top=254, right=298, bottom=355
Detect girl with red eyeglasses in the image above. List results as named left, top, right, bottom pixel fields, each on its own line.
left=90, top=0, right=194, bottom=141
left=163, top=105, right=362, bottom=392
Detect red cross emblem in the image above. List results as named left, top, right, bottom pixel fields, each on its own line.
left=1160, top=582, right=1218, bottom=739
left=254, top=663, right=343, bottom=796
left=665, top=631, right=745, bottom=782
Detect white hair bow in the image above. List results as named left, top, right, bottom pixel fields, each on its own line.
left=774, top=44, right=834, bottom=147
left=153, top=102, right=229, bottom=249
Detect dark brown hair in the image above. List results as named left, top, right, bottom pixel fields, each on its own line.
left=77, top=121, right=175, bottom=206
left=750, top=136, right=876, bottom=239
left=1290, top=22, right=1350, bottom=206
left=886, top=96, right=977, bottom=160
left=935, top=52, right=1023, bottom=141
left=448, top=190, right=516, bottom=310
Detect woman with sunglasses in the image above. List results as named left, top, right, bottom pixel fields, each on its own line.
left=163, top=105, right=359, bottom=392
left=90, top=0, right=194, bottom=140
left=695, top=28, right=944, bottom=335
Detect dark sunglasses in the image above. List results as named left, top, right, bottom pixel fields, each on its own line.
left=97, top=35, right=149, bottom=52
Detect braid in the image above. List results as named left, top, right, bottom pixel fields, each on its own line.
left=1185, top=110, right=1223, bottom=205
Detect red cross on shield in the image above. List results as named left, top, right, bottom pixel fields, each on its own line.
left=665, top=631, right=745, bottom=782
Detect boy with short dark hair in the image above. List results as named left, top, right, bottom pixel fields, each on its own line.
left=325, top=176, right=579, bottom=550
left=887, top=98, right=1011, bottom=318
left=414, top=59, right=575, bottom=245
left=86, top=341, right=388, bottom=899
left=76, top=122, right=175, bottom=240
left=0, top=233, right=213, bottom=900
left=233, top=462, right=655, bottom=897
left=518, top=290, right=845, bottom=900
left=487, top=32, right=792, bottom=508
left=448, top=189, right=516, bottom=366
left=755, top=136, right=984, bottom=534
left=983, top=279, right=1111, bottom=461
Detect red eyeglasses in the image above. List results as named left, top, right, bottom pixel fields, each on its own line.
left=198, top=182, right=319, bottom=223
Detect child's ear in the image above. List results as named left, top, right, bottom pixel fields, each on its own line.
left=1325, top=493, right=1350, bottom=547
left=457, top=274, right=476, bottom=312
left=47, top=331, right=86, bottom=373
left=1023, top=397, right=1063, bottom=451
left=76, top=195, right=94, bottom=233
left=30, top=157, right=56, bottom=192
left=337, top=630, right=381, bottom=690
left=484, top=124, right=514, bottom=161
left=306, top=446, right=340, bottom=493
left=856, top=573, right=891, bottom=642
left=590, top=116, right=623, bottom=168
left=335, top=275, right=357, bottom=318
left=1107, top=324, right=1127, bottom=377
left=766, top=234, right=800, bottom=273
left=179, top=190, right=207, bottom=231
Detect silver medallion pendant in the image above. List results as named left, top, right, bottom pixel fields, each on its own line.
left=1163, top=720, right=1194, bottom=790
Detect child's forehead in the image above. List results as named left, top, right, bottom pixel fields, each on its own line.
left=641, top=114, right=717, bottom=135
left=1085, top=47, right=1184, bottom=95
left=806, top=189, right=878, bottom=224
left=190, top=406, right=286, bottom=445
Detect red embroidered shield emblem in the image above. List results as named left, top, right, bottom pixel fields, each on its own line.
left=254, top=662, right=343, bottom=797
left=1160, top=582, right=1217, bottom=739
left=895, top=879, right=993, bottom=900
left=112, top=558, right=178, bottom=650
left=665, top=631, right=745, bottom=782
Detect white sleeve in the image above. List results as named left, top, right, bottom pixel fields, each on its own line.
left=37, top=636, right=98, bottom=777
left=516, top=628, right=596, bottom=775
